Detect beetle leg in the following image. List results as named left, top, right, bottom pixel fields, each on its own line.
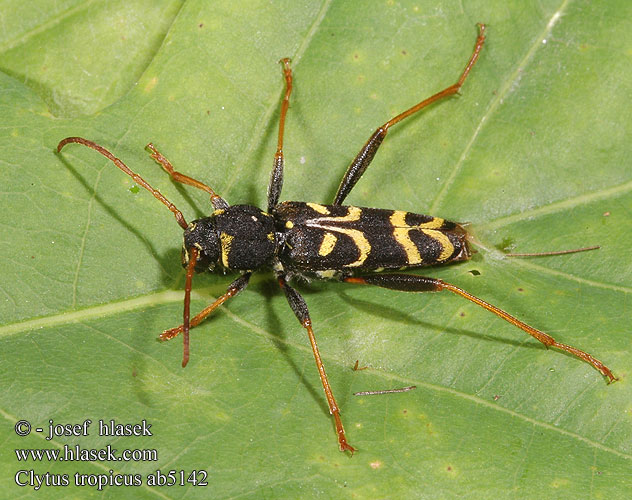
left=344, top=273, right=617, bottom=383
left=161, top=272, right=252, bottom=365
left=268, top=58, right=293, bottom=212
left=278, top=275, right=356, bottom=453
left=333, top=24, right=486, bottom=205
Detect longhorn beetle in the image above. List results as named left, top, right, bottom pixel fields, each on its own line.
left=57, top=25, right=616, bottom=453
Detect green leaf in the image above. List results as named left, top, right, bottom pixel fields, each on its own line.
left=1, top=0, right=630, bottom=498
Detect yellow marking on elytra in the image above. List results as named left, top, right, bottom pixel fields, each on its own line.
left=317, top=269, right=338, bottom=279
left=343, top=229, right=371, bottom=266
left=423, top=229, right=454, bottom=261
left=315, top=205, right=362, bottom=223
left=307, top=206, right=369, bottom=266
left=389, top=211, right=453, bottom=263
left=390, top=211, right=422, bottom=264
left=420, top=216, right=445, bottom=229
left=389, top=211, right=408, bottom=226
left=285, top=220, right=294, bottom=229
left=267, top=233, right=275, bottom=242
left=312, top=226, right=369, bottom=267
left=220, top=232, right=234, bottom=268
left=318, top=232, right=338, bottom=256
left=306, top=202, right=330, bottom=215
left=213, top=208, right=226, bottom=216
left=390, top=210, right=445, bottom=229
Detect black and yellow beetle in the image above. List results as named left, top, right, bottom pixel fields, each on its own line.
left=57, top=24, right=615, bottom=453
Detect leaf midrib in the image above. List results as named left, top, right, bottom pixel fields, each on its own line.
left=1, top=283, right=629, bottom=461
left=477, top=178, right=632, bottom=232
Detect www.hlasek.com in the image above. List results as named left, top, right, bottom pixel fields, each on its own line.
left=13, top=418, right=207, bottom=491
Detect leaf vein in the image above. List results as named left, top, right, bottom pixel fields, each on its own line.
left=429, top=0, right=573, bottom=213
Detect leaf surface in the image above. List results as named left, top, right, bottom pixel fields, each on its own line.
left=1, top=1, right=630, bottom=498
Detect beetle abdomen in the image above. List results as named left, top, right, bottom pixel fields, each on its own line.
left=274, top=201, right=470, bottom=272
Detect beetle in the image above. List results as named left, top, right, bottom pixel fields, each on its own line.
left=57, top=24, right=615, bottom=453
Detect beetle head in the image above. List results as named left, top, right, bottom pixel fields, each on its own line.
left=182, top=217, right=221, bottom=272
